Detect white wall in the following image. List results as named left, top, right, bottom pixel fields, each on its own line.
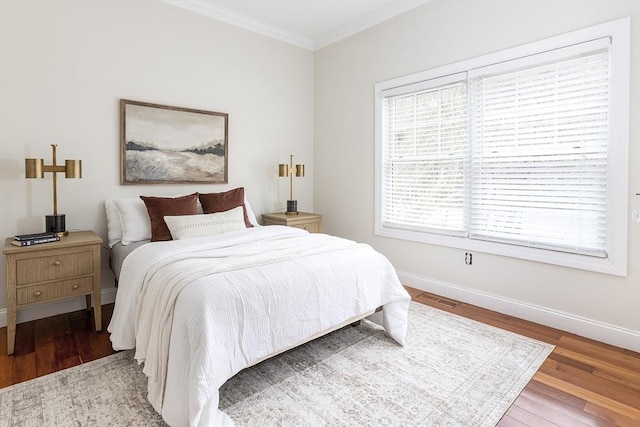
left=314, top=0, right=640, bottom=350
left=0, top=0, right=313, bottom=317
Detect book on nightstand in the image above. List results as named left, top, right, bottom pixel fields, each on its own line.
left=14, top=232, right=58, bottom=241
left=11, top=233, right=60, bottom=246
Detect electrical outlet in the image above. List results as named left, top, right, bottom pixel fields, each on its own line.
left=633, top=209, right=640, bottom=223
left=465, top=252, right=472, bottom=265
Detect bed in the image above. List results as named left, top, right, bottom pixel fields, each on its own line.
left=105, top=189, right=411, bottom=426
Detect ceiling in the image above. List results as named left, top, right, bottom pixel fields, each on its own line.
left=161, top=0, right=430, bottom=51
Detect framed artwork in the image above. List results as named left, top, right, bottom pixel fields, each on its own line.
left=120, top=99, right=228, bottom=184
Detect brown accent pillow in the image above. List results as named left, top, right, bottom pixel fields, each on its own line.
left=140, top=193, right=199, bottom=241
left=199, top=187, right=252, bottom=228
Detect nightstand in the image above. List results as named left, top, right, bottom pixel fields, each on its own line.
left=261, top=212, right=323, bottom=233
left=3, top=230, right=102, bottom=355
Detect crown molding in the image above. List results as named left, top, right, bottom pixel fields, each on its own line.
left=161, top=0, right=430, bottom=51
left=160, top=0, right=314, bottom=50
left=313, top=1, right=430, bottom=50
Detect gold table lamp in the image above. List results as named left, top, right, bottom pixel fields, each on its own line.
left=278, top=154, right=305, bottom=215
left=25, top=144, right=82, bottom=235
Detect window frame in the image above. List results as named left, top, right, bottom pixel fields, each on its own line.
left=374, top=18, right=630, bottom=276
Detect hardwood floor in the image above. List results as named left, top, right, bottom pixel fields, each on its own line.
left=0, top=304, right=116, bottom=388
left=0, top=289, right=638, bottom=426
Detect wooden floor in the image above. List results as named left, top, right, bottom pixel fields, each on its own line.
left=0, top=304, right=117, bottom=388
left=1, top=288, right=638, bottom=426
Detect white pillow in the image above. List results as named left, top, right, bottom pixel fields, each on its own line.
left=113, top=197, right=151, bottom=245
left=105, top=199, right=123, bottom=248
left=164, top=206, right=246, bottom=240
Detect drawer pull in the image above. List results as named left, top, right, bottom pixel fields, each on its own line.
left=34, top=290, right=42, bottom=297
left=53, top=260, right=61, bottom=266
left=72, top=284, right=79, bottom=290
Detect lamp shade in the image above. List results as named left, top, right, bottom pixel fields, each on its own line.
left=295, top=164, right=305, bottom=177
left=25, top=158, right=44, bottom=178
left=278, top=164, right=288, bottom=177
left=65, top=159, right=82, bottom=178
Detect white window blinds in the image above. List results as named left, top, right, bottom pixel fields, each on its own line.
left=468, top=42, right=610, bottom=256
left=381, top=79, right=468, bottom=234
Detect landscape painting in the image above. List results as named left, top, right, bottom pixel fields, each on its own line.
left=120, top=99, right=228, bottom=184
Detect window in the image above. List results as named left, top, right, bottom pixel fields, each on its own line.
left=375, top=18, right=630, bottom=276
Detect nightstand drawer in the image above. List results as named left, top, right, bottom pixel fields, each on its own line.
left=292, top=223, right=320, bottom=233
left=16, top=251, right=93, bottom=285
left=16, top=277, right=93, bottom=306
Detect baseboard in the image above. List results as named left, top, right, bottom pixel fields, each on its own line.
left=398, top=271, right=640, bottom=353
left=0, top=287, right=117, bottom=328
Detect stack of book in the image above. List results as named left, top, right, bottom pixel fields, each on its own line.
left=12, top=232, right=60, bottom=247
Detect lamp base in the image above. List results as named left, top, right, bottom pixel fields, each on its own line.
left=46, top=214, right=68, bottom=236
left=285, top=200, right=299, bottom=215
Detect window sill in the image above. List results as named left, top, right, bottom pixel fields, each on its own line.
left=375, top=225, right=626, bottom=277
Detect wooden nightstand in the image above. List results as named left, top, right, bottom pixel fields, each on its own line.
left=3, top=230, right=102, bottom=355
left=261, top=212, right=323, bottom=233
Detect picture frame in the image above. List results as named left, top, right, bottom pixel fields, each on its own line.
left=120, top=99, right=228, bottom=184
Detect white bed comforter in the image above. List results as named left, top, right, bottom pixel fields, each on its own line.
left=108, top=226, right=410, bottom=426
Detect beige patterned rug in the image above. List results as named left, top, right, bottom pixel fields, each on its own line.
left=0, top=302, right=553, bottom=426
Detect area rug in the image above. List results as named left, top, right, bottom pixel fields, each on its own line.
left=0, top=302, right=553, bottom=426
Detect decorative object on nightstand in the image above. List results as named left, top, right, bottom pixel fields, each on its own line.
left=25, top=144, right=82, bottom=236
left=3, top=230, right=102, bottom=355
left=278, top=154, right=305, bottom=215
left=261, top=212, right=322, bottom=233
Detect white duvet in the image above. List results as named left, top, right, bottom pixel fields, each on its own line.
left=108, top=226, right=410, bottom=426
